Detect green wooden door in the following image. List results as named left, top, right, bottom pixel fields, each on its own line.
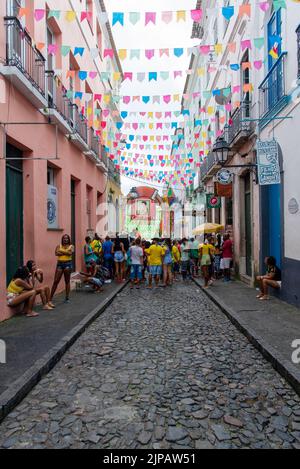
left=6, top=144, right=23, bottom=284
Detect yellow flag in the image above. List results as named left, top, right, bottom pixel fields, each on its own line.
left=103, top=94, right=111, bottom=104
left=150, top=136, right=155, bottom=142
left=215, top=44, right=223, bottom=55
left=65, top=11, right=76, bottom=22
left=197, top=68, right=205, bottom=77
left=113, top=72, right=121, bottom=81
left=207, top=106, right=214, bottom=115
left=149, top=123, right=154, bottom=130
left=148, top=112, right=153, bottom=118
left=118, top=49, right=127, bottom=61
left=173, top=94, right=180, bottom=102
left=177, top=11, right=186, bottom=22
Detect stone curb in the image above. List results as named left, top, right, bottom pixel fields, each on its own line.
left=0, top=281, right=129, bottom=423
left=193, top=279, right=300, bottom=397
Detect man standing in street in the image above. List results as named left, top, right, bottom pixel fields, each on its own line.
left=221, top=234, right=233, bottom=282
left=129, top=238, right=144, bottom=289
left=145, top=238, right=165, bottom=289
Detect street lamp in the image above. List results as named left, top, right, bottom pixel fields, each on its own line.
left=212, top=136, right=230, bottom=166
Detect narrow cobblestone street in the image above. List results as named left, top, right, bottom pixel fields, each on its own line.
left=1, top=283, right=300, bottom=449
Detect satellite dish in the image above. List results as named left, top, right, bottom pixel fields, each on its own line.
left=215, top=89, right=232, bottom=105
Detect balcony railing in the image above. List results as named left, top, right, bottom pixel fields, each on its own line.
left=200, top=151, right=219, bottom=181
left=5, top=16, right=46, bottom=97
left=259, top=53, right=288, bottom=119
left=47, top=72, right=73, bottom=123
left=69, top=105, right=88, bottom=143
left=226, top=101, right=252, bottom=147
left=89, top=128, right=100, bottom=156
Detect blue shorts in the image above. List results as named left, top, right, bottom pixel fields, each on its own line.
left=149, top=265, right=162, bottom=276
left=57, top=261, right=73, bottom=270
left=130, top=264, right=143, bottom=280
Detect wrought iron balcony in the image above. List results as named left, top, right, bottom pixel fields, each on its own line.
left=69, top=105, right=88, bottom=144
left=89, top=128, right=100, bottom=157
left=258, top=53, right=289, bottom=124
left=226, top=101, right=252, bottom=151
left=200, top=151, right=220, bottom=181
left=47, top=72, right=73, bottom=127
left=4, top=16, right=46, bottom=98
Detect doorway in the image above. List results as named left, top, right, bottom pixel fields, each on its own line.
left=244, top=173, right=252, bottom=277
left=6, top=143, right=23, bottom=284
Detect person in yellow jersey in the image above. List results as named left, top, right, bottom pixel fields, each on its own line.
left=7, top=266, right=38, bottom=317
left=91, top=233, right=102, bottom=263
left=145, top=238, right=165, bottom=289
left=172, top=240, right=181, bottom=281
left=199, top=237, right=215, bottom=288
left=50, top=234, right=74, bottom=304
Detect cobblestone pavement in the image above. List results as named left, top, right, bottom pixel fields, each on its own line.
left=1, top=282, right=300, bottom=449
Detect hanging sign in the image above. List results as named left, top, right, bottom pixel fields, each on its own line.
left=216, top=169, right=233, bottom=185
left=215, top=182, right=233, bottom=198
left=257, top=140, right=281, bottom=185
left=206, top=194, right=221, bottom=209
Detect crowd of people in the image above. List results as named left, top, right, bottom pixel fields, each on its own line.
left=6, top=230, right=281, bottom=317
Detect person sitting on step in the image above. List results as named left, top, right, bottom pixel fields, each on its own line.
left=256, top=256, right=282, bottom=301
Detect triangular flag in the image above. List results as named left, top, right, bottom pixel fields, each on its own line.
left=112, top=12, right=124, bottom=27
left=145, top=12, right=156, bottom=26
left=34, top=9, right=45, bottom=22
left=129, top=12, right=140, bottom=25
left=65, top=11, right=76, bottom=22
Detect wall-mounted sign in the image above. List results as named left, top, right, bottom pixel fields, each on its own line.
left=47, top=185, right=58, bottom=229
left=288, top=198, right=299, bottom=215
left=206, top=194, right=221, bottom=209
left=257, top=139, right=281, bottom=186
left=215, top=182, right=233, bottom=198
left=216, top=169, right=233, bottom=185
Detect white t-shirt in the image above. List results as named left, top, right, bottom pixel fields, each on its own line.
left=130, top=246, right=143, bottom=265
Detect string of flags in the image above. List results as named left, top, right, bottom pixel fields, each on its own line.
left=19, top=1, right=292, bottom=28
left=37, top=37, right=267, bottom=61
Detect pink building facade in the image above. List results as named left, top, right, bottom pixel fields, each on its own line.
left=0, top=0, right=121, bottom=321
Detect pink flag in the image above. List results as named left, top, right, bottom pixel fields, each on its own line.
left=34, top=9, right=45, bottom=21
left=103, top=110, right=110, bottom=117
left=259, top=2, right=270, bottom=12
left=123, top=96, right=131, bottom=104
left=157, top=123, right=163, bottom=130
left=89, top=71, right=97, bottom=79
left=191, top=9, right=203, bottom=23
left=165, top=112, right=172, bottom=118
left=104, top=49, right=114, bottom=59
left=48, top=44, right=58, bottom=55
left=200, top=45, right=210, bottom=55
left=161, top=11, right=173, bottom=24
left=145, top=50, right=155, bottom=60
left=94, top=94, right=102, bottom=102
left=124, top=72, right=133, bottom=81
left=145, top=12, right=156, bottom=25
left=133, top=123, right=138, bottom=130
left=241, top=39, right=251, bottom=51
left=225, top=103, right=232, bottom=112
left=174, top=71, right=182, bottom=79
left=233, top=85, right=241, bottom=94
left=163, top=95, right=171, bottom=104
left=254, top=60, right=263, bottom=70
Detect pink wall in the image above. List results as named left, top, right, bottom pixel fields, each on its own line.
left=0, top=0, right=112, bottom=321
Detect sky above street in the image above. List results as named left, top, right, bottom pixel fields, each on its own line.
left=105, top=0, right=199, bottom=196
